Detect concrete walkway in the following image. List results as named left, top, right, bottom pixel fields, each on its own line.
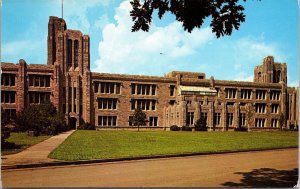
left=1, top=130, right=75, bottom=166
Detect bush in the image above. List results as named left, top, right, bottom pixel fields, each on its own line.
left=78, top=122, right=96, bottom=130
left=234, top=126, right=248, bottom=132
left=194, top=117, right=208, bottom=131
left=182, top=126, right=192, bottom=131
left=170, top=125, right=180, bottom=131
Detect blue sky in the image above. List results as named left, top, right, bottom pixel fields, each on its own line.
left=2, top=0, right=299, bottom=86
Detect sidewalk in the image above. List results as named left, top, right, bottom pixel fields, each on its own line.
left=1, top=130, right=75, bottom=166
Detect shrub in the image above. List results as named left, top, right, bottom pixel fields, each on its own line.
left=170, top=125, right=180, bottom=131
left=182, top=126, right=192, bottom=131
left=1, top=108, right=11, bottom=142
left=234, top=126, right=248, bottom=132
left=78, top=122, right=96, bottom=130
left=194, top=117, right=208, bottom=131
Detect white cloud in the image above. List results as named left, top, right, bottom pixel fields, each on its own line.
left=94, top=0, right=214, bottom=75
left=94, top=14, right=110, bottom=30
left=288, top=80, right=299, bottom=87
left=233, top=71, right=253, bottom=82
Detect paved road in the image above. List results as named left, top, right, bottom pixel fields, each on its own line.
left=2, top=148, right=298, bottom=187
left=2, top=130, right=75, bottom=166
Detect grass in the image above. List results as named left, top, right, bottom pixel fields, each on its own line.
left=49, top=130, right=298, bottom=161
left=1, top=132, right=51, bottom=155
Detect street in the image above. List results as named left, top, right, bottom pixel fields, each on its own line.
left=2, top=148, right=298, bottom=187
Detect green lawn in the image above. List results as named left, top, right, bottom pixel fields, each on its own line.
left=2, top=132, right=51, bottom=155
left=49, top=130, right=298, bottom=161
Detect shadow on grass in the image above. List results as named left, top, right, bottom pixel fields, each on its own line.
left=222, top=168, right=298, bottom=188
left=1, top=142, right=24, bottom=156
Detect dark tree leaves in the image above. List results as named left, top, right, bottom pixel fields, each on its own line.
left=130, top=0, right=250, bottom=38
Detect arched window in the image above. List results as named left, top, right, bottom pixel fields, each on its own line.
left=277, top=70, right=281, bottom=83
left=258, top=72, right=262, bottom=82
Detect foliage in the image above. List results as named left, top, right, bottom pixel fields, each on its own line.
left=130, top=0, right=252, bottom=38
left=194, top=117, right=208, bottom=131
left=279, top=112, right=285, bottom=130
left=78, top=119, right=96, bottom=130
left=1, top=108, right=11, bottom=142
left=130, top=107, right=148, bottom=131
left=50, top=131, right=298, bottom=161
left=181, top=125, right=192, bottom=131
left=14, top=102, right=67, bottom=136
left=2, top=132, right=50, bottom=155
left=170, top=125, right=180, bottom=131
left=234, top=126, right=248, bottom=132
left=245, top=104, right=254, bottom=129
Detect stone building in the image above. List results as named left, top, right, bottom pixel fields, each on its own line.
left=1, top=16, right=298, bottom=130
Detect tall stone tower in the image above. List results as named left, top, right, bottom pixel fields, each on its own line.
left=47, top=16, right=92, bottom=129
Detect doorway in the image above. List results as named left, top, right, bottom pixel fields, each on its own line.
left=69, top=117, right=77, bottom=129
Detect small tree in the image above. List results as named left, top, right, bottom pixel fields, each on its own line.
left=1, top=108, right=11, bottom=143
left=130, top=107, right=148, bottom=131
left=245, top=104, right=254, bottom=131
left=194, top=117, right=207, bottom=131
left=279, top=112, right=285, bottom=131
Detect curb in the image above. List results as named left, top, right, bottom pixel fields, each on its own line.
left=2, top=147, right=298, bottom=170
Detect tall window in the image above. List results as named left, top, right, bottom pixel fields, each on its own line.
left=149, top=117, right=158, bottom=126
left=240, top=113, right=246, bottom=127
left=74, top=40, right=78, bottom=68
left=271, top=119, right=278, bottom=128
left=186, top=112, right=194, bottom=126
left=214, top=113, right=221, bottom=126
left=201, top=112, right=207, bottom=125
left=227, top=113, right=234, bottom=126
left=68, top=39, right=72, bottom=68
left=170, top=85, right=175, bottom=96
left=95, top=82, right=121, bottom=94
left=28, top=92, right=50, bottom=104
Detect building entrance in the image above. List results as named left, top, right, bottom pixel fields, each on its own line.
left=69, top=117, right=77, bottom=129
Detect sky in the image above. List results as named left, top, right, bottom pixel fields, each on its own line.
left=2, top=0, right=299, bottom=86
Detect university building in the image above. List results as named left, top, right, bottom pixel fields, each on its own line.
left=1, top=16, right=298, bottom=130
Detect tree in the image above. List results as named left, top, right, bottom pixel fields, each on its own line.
left=194, top=117, right=207, bottom=131
left=245, top=104, right=254, bottom=131
left=130, top=107, right=148, bottom=131
left=279, top=112, right=285, bottom=131
left=130, top=0, right=252, bottom=38
left=1, top=108, right=11, bottom=143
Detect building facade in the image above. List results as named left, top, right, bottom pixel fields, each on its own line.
left=1, top=16, right=298, bottom=130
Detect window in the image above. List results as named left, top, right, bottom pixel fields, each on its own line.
left=271, top=119, right=278, bottom=128
left=128, top=116, right=133, bottom=126
left=74, top=40, right=78, bottom=68
left=214, top=113, right=221, bottom=126
left=270, top=90, right=280, bottom=100
left=255, top=118, right=265, bottom=127
left=241, top=89, right=251, bottom=99
left=149, top=117, right=158, bottom=126
left=97, top=98, right=117, bottom=110
left=201, top=112, right=207, bottom=125
left=3, top=109, right=16, bottom=121
left=68, top=39, right=72, bottom=68
left=98, top=116, right=117, bottom=126
left=170, top=85, right=175, bottom=96
left=227, top=113, right=234, bottom=126
left=1, top=74, right=16, bottom=86
left=225, top=88, right=237, bottom=99
left=271, top=104, right=279, bottom=113
left=131, top=84, right=157, bottom=96
left=1, top=91, right=16, bottom=103
left=256, top=90, right=266, bottom=100
left=186, top=112, right=194, bottom=126
left=240, top=113, right=246, bottom=127
left=28, top=75, right=50, bottom=87
left=186, top=100, right=192, bottom=105
left=131, top=99, right=156, bottom=111
left=97, top=82, right=121, bottom=94
left=28, top=92, right=51, bottom=104
left=255, top=103, right=266, bottom=113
